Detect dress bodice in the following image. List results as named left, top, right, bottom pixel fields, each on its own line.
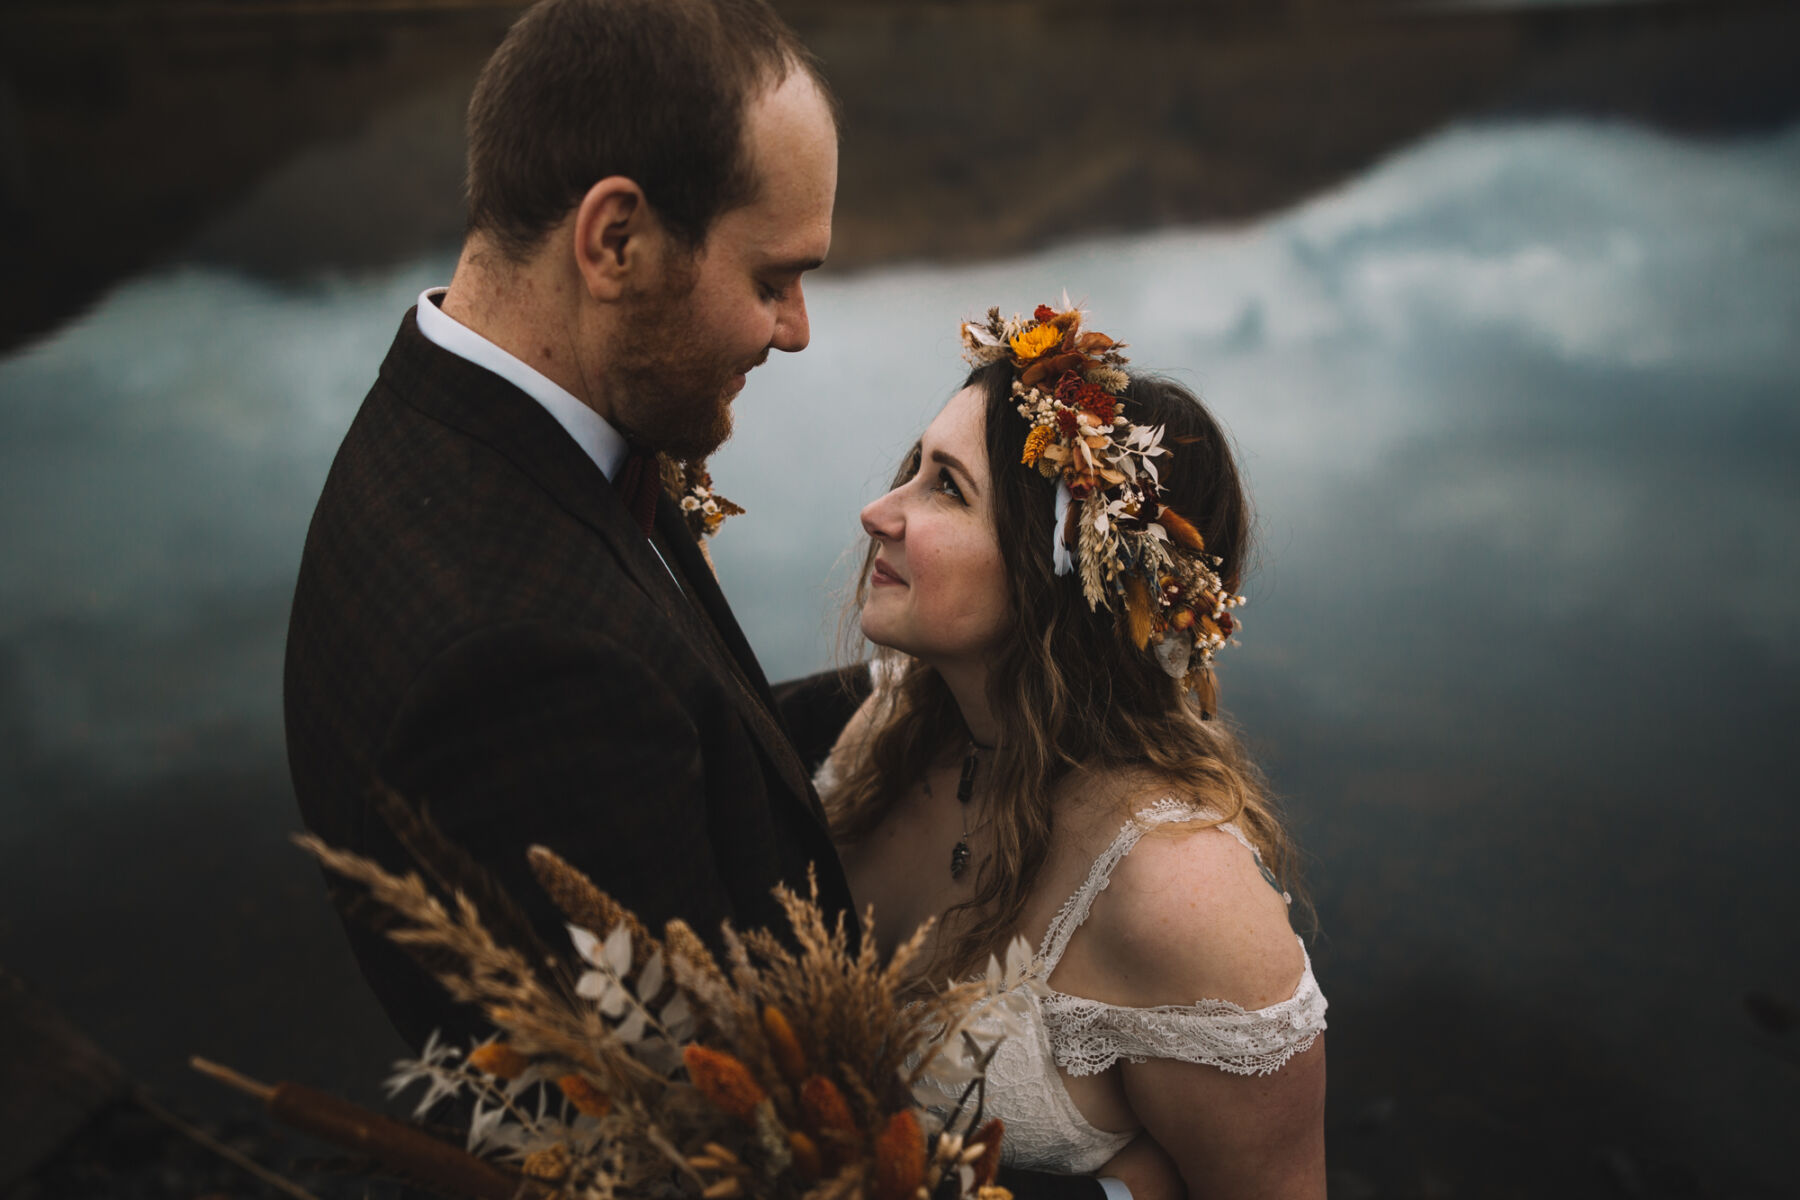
left=827, top=769, right=1329, bottom=1174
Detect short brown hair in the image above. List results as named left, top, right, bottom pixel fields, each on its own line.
left=465, top=0, right=833, bottom=260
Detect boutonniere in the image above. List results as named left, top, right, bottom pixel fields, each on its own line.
left=663, top=457, right=745, bottom=541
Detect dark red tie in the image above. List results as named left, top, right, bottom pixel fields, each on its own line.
left=614, top=449, right=660, bottom=536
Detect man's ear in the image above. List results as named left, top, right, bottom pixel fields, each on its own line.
left=572, top=176, right=657, bottom=301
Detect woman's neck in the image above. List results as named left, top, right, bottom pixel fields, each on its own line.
left=935, top=660, right=999, bottom=749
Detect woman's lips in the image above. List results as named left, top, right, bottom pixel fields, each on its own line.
left=870, top=559, right=905, bottom=587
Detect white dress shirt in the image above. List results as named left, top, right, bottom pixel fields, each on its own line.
left=414, top=286, right=629, bottom=481
left=413, top=286, right=682, bottom=586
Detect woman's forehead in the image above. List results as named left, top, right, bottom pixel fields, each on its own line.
left=922, top=385, right=987, bottom=454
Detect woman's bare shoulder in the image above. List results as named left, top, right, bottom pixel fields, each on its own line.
left=1082, top=807, right=1305, bottom=1011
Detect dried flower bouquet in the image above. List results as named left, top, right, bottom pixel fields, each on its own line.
left=291, top=812, right=1034, bottom=1200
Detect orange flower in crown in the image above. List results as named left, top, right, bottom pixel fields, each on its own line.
left=960, top=297, right=1245, bottom=689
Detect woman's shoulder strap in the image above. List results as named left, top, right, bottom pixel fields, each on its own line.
left=1039, top=798, right=1203, bottom=967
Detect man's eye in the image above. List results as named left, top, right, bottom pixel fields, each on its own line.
left=758, top=279, right=789, bottom=302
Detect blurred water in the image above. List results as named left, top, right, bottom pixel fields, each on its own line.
left=3, top=117, right=1797, bottom=1191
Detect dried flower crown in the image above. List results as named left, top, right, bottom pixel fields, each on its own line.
left=960, top=298, right=1244, bottom=689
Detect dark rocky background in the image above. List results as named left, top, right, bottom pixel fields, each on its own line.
left=2, top=2, right=1797, bottom=1197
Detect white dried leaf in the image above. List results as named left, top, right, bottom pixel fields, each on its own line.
left=637, top=950, right=665, bottom=1000
left=602, top=924, right=633, bottom=977
left=599, top=980, right=629, bottom=1019
left=661, top=993, right=694, bottom=1039
left=567, top=924, right=602, bottom=965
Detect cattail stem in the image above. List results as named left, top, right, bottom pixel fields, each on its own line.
left=192, top=1058, right=530, bottom=1200
left=190, top=1056, right=276, bottom=1102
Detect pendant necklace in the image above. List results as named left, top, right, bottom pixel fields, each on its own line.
left=948, top=742, right=986, bottom=880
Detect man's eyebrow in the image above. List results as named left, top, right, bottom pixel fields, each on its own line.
left=928, top=448, right=979, bottom=495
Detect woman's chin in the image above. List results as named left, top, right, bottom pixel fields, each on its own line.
left=859, top=614, right=907, bottom=657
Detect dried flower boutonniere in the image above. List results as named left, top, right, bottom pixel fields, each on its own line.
left=664, top=457, right=745, bottom=542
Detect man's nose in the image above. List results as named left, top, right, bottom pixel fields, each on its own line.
left=772, top=284, right=810, bottom=353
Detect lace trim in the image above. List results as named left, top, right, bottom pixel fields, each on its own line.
left=1038, top=797, right=1327, bottom=1077
left=1040, top=797, right=1281, bottom=971
left=1045, top=941, right=1327, bottom=1077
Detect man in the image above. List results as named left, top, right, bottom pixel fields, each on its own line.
left=286, top=3, right=1122, bottom=1194
left=285, top=0, right=851, bottom=1051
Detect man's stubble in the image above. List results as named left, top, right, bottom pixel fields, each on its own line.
left=607, top=253, right=747, bottom=462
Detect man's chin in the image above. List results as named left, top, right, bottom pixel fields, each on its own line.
left=655, top=408, right=734, bottom=462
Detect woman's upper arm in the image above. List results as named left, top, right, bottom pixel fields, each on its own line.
left=1122, top=1038, right=1326, bottom=1200
left=1087, top=825, right=1327, bottom=1197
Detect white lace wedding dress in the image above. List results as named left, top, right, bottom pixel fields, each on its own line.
left=823, top=770, right=1329, bottom=1173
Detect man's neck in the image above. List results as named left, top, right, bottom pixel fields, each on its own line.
left=440, top=237, right=613, bottom=423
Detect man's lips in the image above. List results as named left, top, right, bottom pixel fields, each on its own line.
left=870, top=558, right=905, bottom=587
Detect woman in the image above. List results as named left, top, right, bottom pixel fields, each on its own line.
left=814, top=302, right=1327, bottom=1197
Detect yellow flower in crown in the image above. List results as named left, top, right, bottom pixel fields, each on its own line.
left=1009, top=323, right=1062, bottom=360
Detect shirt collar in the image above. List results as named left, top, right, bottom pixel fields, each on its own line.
left=414, top=286, right=628, bottom=481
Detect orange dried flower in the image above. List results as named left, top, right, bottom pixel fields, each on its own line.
left=556, top=1073, right=611, bottom=1118
left=684, top=1045, right=766, bottom=1123
left=968, top=1119, right=1005, bottom=1187
left=1021, top=425, right=1055, bottom=467
left=1123, top=573, right=1155, bottom=651
left=467, top=1042, right=530, bottom=1080
left=872, top=1110, right=926, bottom=1200
left=799, top=1074, right=858, bottom=1166
left=761, top=1005, right=808, bottom=1085
left=799, top=1075, right=857, bottom=1136
left=1156, top=507, right=1207, bottom=553
left=787, top=1130, right=823, bottom=1181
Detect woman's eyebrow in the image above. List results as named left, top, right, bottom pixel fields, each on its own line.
left=928, top=448, right=980, bottom=496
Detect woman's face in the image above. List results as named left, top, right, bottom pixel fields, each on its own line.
left=859, top=385, right=1010, bottom=668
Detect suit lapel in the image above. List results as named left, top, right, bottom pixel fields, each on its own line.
left=651, top=502, right=826, bottom=825
left=383, top=312, right=825, bottom=829
left=654, top=502, right=778, bottom=707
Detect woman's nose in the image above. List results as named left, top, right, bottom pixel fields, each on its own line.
left=861, top=489, right=901, bottom=541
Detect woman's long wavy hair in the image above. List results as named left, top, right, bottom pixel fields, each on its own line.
left=830, top=361, right=1297, bottom=983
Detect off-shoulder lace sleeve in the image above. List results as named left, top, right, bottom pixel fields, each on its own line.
left=1042, top=942, right=1327, bottom=1077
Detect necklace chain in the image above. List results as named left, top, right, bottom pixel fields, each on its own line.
left=924, top=741, right=987, bottom=881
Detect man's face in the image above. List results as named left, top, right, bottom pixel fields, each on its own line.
left=610, top=71, right=837, bottom=460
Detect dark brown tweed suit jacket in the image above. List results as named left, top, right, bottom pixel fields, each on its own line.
left=284, top=309, right=855, bottom=1052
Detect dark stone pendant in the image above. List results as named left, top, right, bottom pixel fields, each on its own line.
left=950, top=837, right=971, bottom=880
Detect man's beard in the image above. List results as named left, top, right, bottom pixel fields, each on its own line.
left=609, top=260, right=749, bottom=461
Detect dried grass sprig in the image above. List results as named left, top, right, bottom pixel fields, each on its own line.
left=374, top=786, right=561, bottom=972
left=294, top=829, right=1023, bottom=1200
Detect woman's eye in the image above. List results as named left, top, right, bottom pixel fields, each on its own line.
left=932, top=468, right=965, bottom=502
